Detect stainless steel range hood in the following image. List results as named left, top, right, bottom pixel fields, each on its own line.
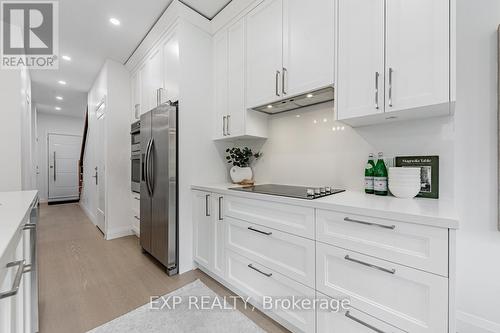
left=251, top=86, right=334, bottom=115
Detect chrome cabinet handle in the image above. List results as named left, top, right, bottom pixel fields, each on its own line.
left=388, top=67, right=394, bottom=107
left=226, top=115, right=230, bottom=136
left=248, top=264, right=272, bottom=277
left=222, top=116, right=227, bottom=136
left=375, top=72, right=380, bottom=109
left=134, top=197, right=140, bottom=201
left=205, top=194, right=211, bottom=217
left=345, top=311, right=387, bottom=333
left=275, top=70, right=281, bottom=97
left=282, top=67, right=287, bottom=95
left=344, top=255, right=396, bottom=275
left=92, top=167, right=98, bottom=185
left=0, top=260, right=26, bottom=299
left=22, top=223, right=36, bottom=230
left=134, top=215, right=140, bottom=221
left=218, top=196, right=223, bottom=221
left=344, top=217, right=395, bottom=230
left=53, top=151, right=56, bottom=181
left=247, top=226, right=272, bottom=236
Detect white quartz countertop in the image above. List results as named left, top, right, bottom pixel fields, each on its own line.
left=191, top=184, right=459, bottom=229
left=0, top=191, right=38, bottom=259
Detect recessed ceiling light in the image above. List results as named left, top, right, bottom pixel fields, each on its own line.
left=58, top=80, right=66, bottom=85
left=61, top=55, right=71, bottom=61
left=307, top=93, right=314, bottom=98
left=55, top=107, right=61, bottom=111
left=109, top=17, right=121, bottom=26
left=267, top=105, right=273, bottom=109
left=56, top=96, right=63, bottom=100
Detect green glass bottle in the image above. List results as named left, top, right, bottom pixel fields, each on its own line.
left=374, top=152, right=388, bottom=196
left=364, top=153, right=375, bottom=194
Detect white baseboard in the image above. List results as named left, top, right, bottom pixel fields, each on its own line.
left=79, top=202, right=96, bottom=225
left=457, top=311, right=500, bottom=333
left=106, top=226, right=133, bottom=240
left=131, top=224, right=140, bottom=238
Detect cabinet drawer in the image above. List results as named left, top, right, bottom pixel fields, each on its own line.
left=317, top=294, right=405, bottom=333
left=226, top=217, right=315, bottom=288
left=226, top=250, right=315, bottom=333
left=131, top=194, right=140, bottom=215
left=316, top=243, right=448, bottom=333
left=224, top=195, right=314, bottom=239
left=316, top=209, right=448, bottom=276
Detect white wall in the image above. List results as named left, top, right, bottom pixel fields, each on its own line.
left=242, top=104, right=455, bottom=199
left=454, top=1, right=500, bottom=331
left=36, top=113, right=84, bottom=203
left=82, top=59, right=132, bottom=240
left=0, top=65, right=32, bottom=192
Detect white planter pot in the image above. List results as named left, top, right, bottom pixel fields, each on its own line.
left=230, top=166, right=253, bottom=184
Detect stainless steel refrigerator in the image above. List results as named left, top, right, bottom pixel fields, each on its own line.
left=140, top=101, right=178, bottom=275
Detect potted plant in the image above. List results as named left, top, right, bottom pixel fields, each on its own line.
left=225, top=147, right=262, bottom=184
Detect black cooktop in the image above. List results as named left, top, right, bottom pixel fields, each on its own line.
left=229, top=184, right=345, bottom=200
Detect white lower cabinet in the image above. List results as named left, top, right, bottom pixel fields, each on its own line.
left=131, top=193, right=140, bottom=237
left=225, top=217, right=315, bottom=288
left=316, top=209, right=449, bottom=276
left=193, top=191, right=225, bottom=279
left=317, top=295, right=405, bottom=333
left=192, top=190, right=453, bottom=333
left=0, top=217, right=34, bottom=333
left=316, top=242, right=448, bottom=333
left=226, top=250, right=315, bottom=333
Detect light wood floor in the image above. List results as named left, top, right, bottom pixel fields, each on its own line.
left=38, top=203, right=289, bottom=333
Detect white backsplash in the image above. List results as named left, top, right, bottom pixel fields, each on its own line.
left=237, top=103, right=455, bottom=199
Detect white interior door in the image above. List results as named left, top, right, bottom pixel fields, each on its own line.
left=95, top=103, right=106, bottom=233
left=48, top=134, right=81, bottom=202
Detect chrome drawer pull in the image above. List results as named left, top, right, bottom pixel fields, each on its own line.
left=0, top=260, right=26, bottom=299
left=344, top=217, right=395, bottom=230
left=205, top=194, right=211, bottom=217
left=134, top=215, right=140, bottom=221
left=344, top=255, right=396, bottom=275
left=345, top=311, right=387, bottom=333
left=247, top=226, right=272, bottom=236
left=248, top=264, right=272, bottom=277
left=22, top=223, right=36, bottom=230
left=218, top=196, right=223, bottom=221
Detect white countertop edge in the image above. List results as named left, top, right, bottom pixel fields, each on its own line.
left=191, top=184, right=459, bottom=229
left=0, top=191, right=38, bottom=260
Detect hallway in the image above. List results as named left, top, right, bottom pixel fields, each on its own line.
left=37, top=203, right=287, bottom=333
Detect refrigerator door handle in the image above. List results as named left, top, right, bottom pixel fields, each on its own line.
left=148, top=138, right=155, bottom=194
left=145, top=138, right=153, bottom=196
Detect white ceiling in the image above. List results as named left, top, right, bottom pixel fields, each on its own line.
left=31, top=0, right=232, bottom=118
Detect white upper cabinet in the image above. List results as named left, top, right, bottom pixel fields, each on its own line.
left=246, top=0, right=283, bottom=108
left=131, top=71, right=141, bottom=121
left=131, top=30, right=181, bottom=121
left=385, top=0, right=449, bottom=113
left=282, top=0, right=335, bottom=97
left=213, top=30, right=229, bottom=139
left=226, top=18, right=246, bottom=137
left=145, top=47, right=164, bottom=112
left=337, top=0, right=385, bottom=120
left=337, top=0, right=451, bottom=125
left=162, top=32, right=180, bottom=103
left=139, top=63, right=148, bottom=115
left=213, top=16, right=268, bottom=140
